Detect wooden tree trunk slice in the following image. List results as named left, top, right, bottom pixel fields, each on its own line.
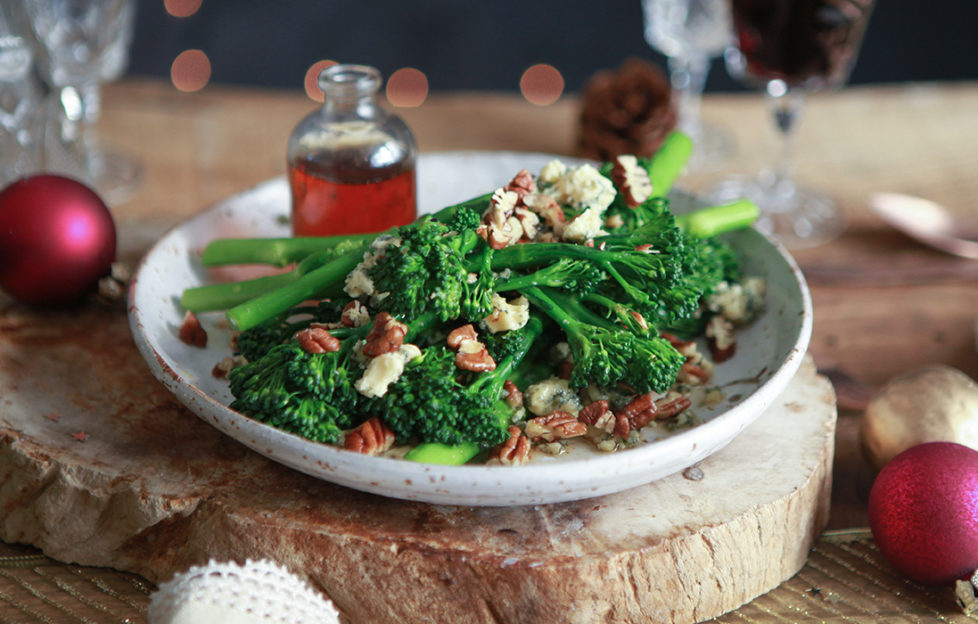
left=0, top=301, right=835, bottom=624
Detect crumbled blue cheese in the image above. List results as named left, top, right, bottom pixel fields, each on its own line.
left=355, top=344, right=422, bottom=398
left=341, top=302, right=371, bottom=327
left=343, top=264, right=375, bottom=298
left=562, top=206, right=607, bottom=243
left=539, top=159, right=567, bottom=185
left=524, top=377, right=582, bottom=417
left=707, top=277, right=766, bottom=325
left=483, top=294, right=530, bottom=333
left=342, top=235, right=400, bottom=299
left=549, top=342, right=572, bottom=364
left=544, top=163, right=616, bottom=212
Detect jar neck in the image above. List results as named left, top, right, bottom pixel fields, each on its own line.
left=319, top=64, right=383, bottom=118
left=322, top=92, right=379, bottom=119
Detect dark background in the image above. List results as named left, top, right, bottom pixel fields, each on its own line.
left=127, top=0, right=978, bottom=94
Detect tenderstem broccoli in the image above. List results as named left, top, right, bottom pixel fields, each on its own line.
left=372, top=315, right=544, bottom=449
left=228, top=311, right=439, bottom=445
left=392, top=315, right=545, bottom=465
left=522, top=287, right=684, bottom=394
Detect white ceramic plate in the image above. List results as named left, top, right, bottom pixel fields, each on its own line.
left=128, top=151, right=812, bottom=506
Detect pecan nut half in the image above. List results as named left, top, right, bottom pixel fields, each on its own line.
left=295, top=326, right=341, bottom=354
left=502, top=380, right=523, bottom=409
left=487, top=426, right=531, bottom=466
left=344, top=417, right=396, bottom=456
left=613, top=393, right=658, bottom=437
left=362, top=312, right=407, bottom=357
left=524, top=411, right=587, bottom=442
left=505, top=169, right=537, bottom=198
left=455, top=338, right=496, bottom=372
left=578, top=399, right=615, bottom=433
left=656, top=395, right=692, bottom=419
left=446, top=324, right=478, bottom=349
left=178, top=311, right=207, bottom=348
left=705, top=315, right=736, bottom=363
left=487, top=216, right=524, bottom=250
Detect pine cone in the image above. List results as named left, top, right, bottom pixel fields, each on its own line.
left=577, top=58, right=677, bottom=161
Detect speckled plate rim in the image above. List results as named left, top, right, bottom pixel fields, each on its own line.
left=128, top=150, right=812, bottom=506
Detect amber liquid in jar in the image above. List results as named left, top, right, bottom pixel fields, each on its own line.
left=289, top=152, right=417, bottom=236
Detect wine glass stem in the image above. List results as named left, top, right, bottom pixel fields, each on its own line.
left=55, top=82, right=103, bottom=162
left=763, top=83, right=805, bottom=202
left=667, top=54, right=710, bottom=145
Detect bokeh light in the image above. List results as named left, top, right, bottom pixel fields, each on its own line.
left=386, top=67, right=429, bottom=107
left=164, top=0, right=202, bottom=18
left=304, top=60, right=338, bottom=102
left=520, top=64, right=564, bottom=106
left=170, top=49, right=211, bottom=92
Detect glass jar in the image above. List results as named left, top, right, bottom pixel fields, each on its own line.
left=287, top=64, right=417, bottom=236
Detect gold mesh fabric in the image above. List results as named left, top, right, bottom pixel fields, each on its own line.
left=0, top=543, right=152, bottom=624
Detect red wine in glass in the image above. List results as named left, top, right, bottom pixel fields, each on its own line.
left=731, top=0, right=875, bottom=89
left=708, top=0, right=875, bottom=249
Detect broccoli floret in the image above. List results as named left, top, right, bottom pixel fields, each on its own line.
left=481, top=330, right=526, bottom=365
left=459, top=242, right=495, bottom=321
left=496, top=257, right=605, bottom=297
left=371, top=315, right=544, bottom=447
left=492, top=220, right=696, bottom=330
left=446, top=204, right=483, bottom=233
left=228, top=340, right=362, bottom=445
left=524, top=287, right=684, bottom=394
left=368, top=216, right=494, bottom=322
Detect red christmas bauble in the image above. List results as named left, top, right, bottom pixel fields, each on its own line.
left=0, top=175, right=116, bottom=305
left=868, top=441, right=978, bottom=585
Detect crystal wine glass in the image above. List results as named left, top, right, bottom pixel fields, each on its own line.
left=707, top=0, right=875, bottom=249
left=0, top=4, right=43, bottom=186
left=18, top=0, right=140, bottom=204
left=641, top=0, right=735, bottom=168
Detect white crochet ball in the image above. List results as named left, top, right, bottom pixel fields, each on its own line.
left=147, top=559, right=341, bottom=624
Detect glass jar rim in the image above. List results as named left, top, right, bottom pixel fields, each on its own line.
left=318, top=64, right=382, bottom=97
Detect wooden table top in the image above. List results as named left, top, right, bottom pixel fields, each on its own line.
left=6, top=78, right=978, bottom=621
left=101, top=77, right=978, bottom=529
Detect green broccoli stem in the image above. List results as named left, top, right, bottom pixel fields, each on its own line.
left=403, top=440, right=481, bottom=465
left=581, top=292, right=649, bottom=333
left=200, top=234, right=375, bottom=268
left=674, top=199, right=759, bottom=238
left=404, top=315, right=544, bottom=466
left=226, top=248, right=365, bottom=331
left=491, top=241, right=609, bottom=271
left=522, top=287, right=611, bottom=333
left=198, top=193, right=492, bottom=268
left=648, top=130, right=693, bottom=199
left=181, top=247, right=340, bottom=312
